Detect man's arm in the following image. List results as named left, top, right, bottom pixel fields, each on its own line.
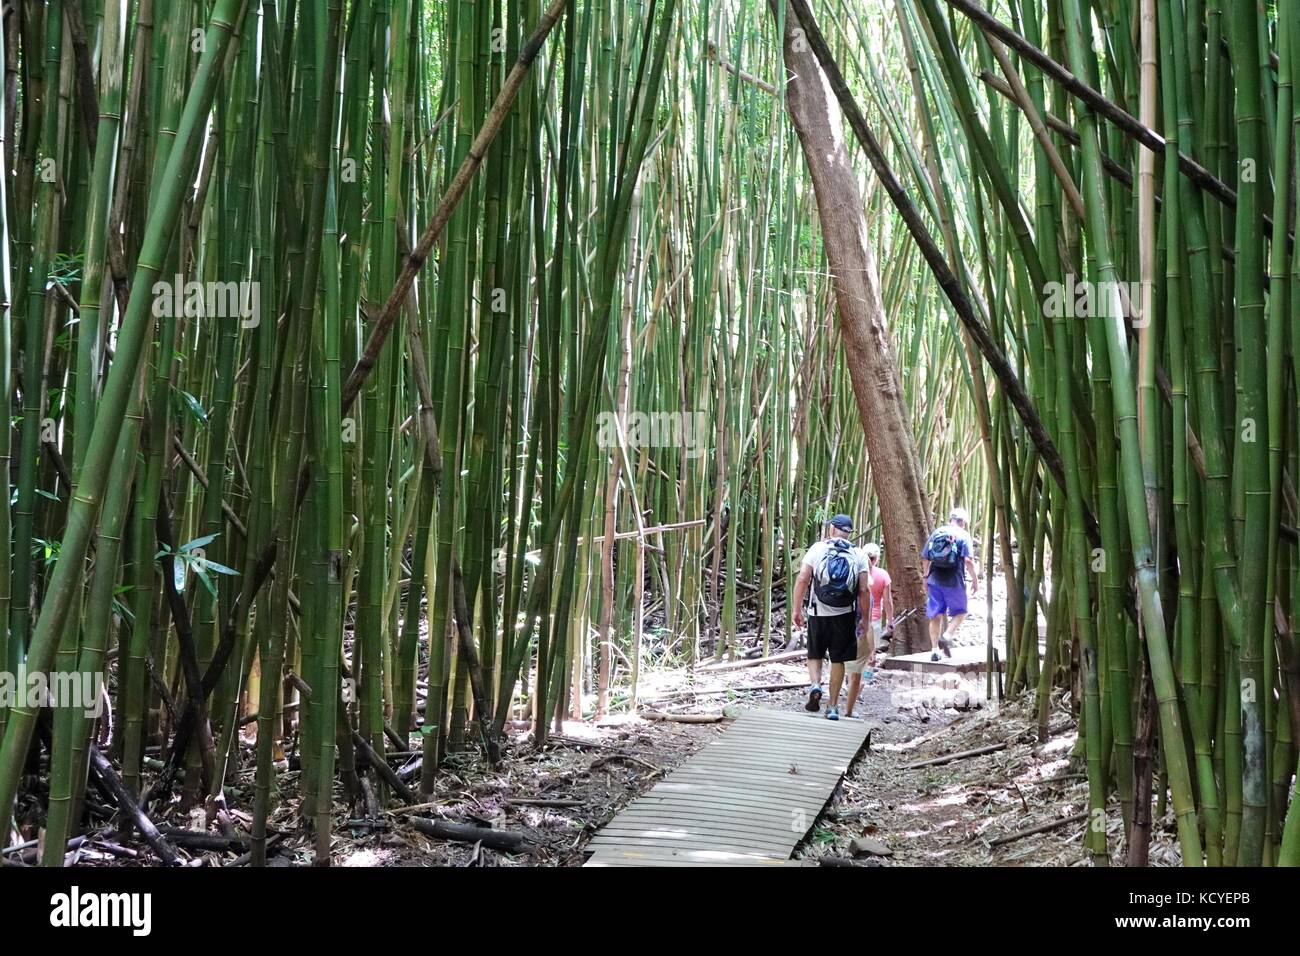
left=792, top=565, right=813, bottom=628
left=966, top=555, right=979, bottom=593
left=883, top=578, right=895, bottom=623
left=857, top=570, right=872, bottom=627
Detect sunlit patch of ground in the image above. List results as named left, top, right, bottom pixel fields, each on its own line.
left=341, top=847, right=397, bottom=866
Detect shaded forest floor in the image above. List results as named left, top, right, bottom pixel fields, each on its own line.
left=20, top=574, right=1175, bottom=868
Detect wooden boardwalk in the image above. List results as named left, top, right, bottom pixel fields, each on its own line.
left=584, top=707, right=872, bottom=867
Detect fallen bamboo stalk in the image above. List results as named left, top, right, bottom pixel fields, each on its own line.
left=409, top=817, right=531, bottom=853
left=155, top=826, right=249, bottom=852
left=351, top=728, right=419, bottom=805
left=697, top=650, right=806, bottom=672
left=90, top=747, right=180, bottom=865
left=900, top=742, right=1008, bottom=770
left=988, top=812, right=1089, bottom=847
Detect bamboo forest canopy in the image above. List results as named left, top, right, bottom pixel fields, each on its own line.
left=0, top=0, right=1297, bottom=871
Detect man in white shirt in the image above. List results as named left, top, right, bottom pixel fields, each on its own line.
left=791, top=515, right=871, bottom=720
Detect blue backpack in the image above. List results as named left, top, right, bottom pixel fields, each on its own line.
left=924, top=528, right=961, bottom=570
left=813, top=539, right=858, bottom=608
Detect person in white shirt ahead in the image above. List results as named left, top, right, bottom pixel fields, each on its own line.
left=791, top=514, right=871, bottom=721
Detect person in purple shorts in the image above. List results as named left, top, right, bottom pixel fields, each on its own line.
left=921, top=507, right=979, bottom=662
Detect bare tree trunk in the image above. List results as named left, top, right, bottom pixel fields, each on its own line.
left=774, top=1, right=930, bottom=654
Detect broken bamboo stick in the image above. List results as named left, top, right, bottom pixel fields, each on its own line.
left=899, top=742, right=1008, bottom=770
left=90, top=747, right=180, bottom=865
left=696, top=649, right=805, bottom=672
left=988, top=812, right=1089, bottom=847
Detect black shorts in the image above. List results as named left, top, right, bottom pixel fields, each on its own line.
left=807, top=613, right=857, bottom=664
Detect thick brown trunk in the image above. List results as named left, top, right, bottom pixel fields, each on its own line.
left=775, top=2, right=930, bottom=654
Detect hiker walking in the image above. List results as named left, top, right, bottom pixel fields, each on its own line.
left=921, top=507, right=978, bottom=662
left=791, top=514, right=871, bottom=721
left=842, top=542, right=892, bottom=718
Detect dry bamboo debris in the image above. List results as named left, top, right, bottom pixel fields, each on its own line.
left=988, top=812, right=1089, bottom=847
left=589, top=753, right=664, bottom=775
left=899, top=742, right=1009, bottom=771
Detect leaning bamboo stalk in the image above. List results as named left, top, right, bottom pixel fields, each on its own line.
left=342, top=0, right=570, bottom=411
left=942, top=0, right=1233, bottom=213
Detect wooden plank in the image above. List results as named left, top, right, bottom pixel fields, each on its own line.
left=703, top=736, right=847, bottom=754
left=622, top=796, right=822, bottom=822
left=611, top=806, right=795, bottom=827
left=709, top=728, right=868, bottom=753
left=593, top=827, right=794, bottom=853
left=736, top=719, right=874, bottom=747
left=636, top=786, right=824, bottom=810
left=616, top=792, right=817, bottom=817
left=606, top=809, right=799, bottom=833
left=586, top=848, right=796, bottom=867
left=591, top=825, right=795, bottom=849
left=590, top=834, right=795, bottom=855
left=606, top=814, right=798, bottom=838
left=647, top=781, right=831, bottom=810
left=722, top=715, right=847, bottom=735
left=686, top=751, right=848, bottom=775
left=584, top=707, right=871, bottom=867
left=741, top=710, right=870, bottom=732
left=693, top=751, right=843, bottom=769
left=591, top=825, right=789, bottom=845
left=661, top=768, right=836, bottom=796
left=686, top=746, right=849, bottom=769
left=611, top=797, right=799, bottom=820
left=671, top=748, right=846, bottom=774
left=706, top=728, right=866, bottom=748
left=595, top=825, right=798, bottom=851
left=620, top=786, right=809, bottom=809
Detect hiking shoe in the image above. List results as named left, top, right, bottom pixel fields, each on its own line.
left=938, top=636, right=953, bottom=658
left=805, top=685, right=823, bottom=712
left=930, top=651, right=941, bottom=662
left=825, top=707, right=839, bottom=721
